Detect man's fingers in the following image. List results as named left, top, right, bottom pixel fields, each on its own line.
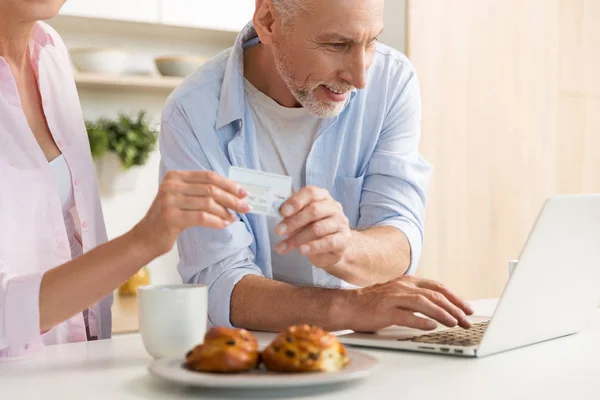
left=276, top=231, right=350, bottom=257
left=395, top=294, right=459, bottom=328
left=416, top=289, right=471, bottom=329
left=299, top=232, right=348, bottom=256
left=391, top=309, right=438, bottom=331
left=275, top=199, right=343, bottom=237
left=277, top=216, right=342, bottom=252
left=417, top=279, right=474, bottom=316
left=278, top=186, right=330, bottom=218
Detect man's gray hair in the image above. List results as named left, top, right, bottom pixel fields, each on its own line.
left=272, top=0, right=308, bottom=24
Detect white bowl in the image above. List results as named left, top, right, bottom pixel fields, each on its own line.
left=155, top=56, right=205, bottom=78
left=70, top=48, right=129, bottom=75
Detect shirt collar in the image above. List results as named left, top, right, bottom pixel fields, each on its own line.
left=215, top=23, right=358, bottom=130
left=215, top=22, right=256, bottom=130
left=31, top=22, right=56, bottom=49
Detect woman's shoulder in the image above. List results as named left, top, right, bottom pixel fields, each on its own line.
left=35, top=21, right=71, bottom=60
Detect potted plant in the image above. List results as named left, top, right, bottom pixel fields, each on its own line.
left=86, top=111, right=159, bottom=194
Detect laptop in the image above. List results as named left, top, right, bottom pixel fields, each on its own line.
left=338, top=194, right=600, bottom=358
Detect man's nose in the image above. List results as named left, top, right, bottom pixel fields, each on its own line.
left=342, top=47, right=369, bottom=89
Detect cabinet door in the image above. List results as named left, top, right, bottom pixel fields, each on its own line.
left=59, top=0, right=160, bottom=24
left=160, top=0, right=254, bottom=32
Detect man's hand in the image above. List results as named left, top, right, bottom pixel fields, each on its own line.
left=338, top=276, right=475, bottom=331
left=273, top=186, right=351, bottom=269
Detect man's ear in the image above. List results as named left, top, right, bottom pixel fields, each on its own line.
left=253, top=0, right=277, bottom=45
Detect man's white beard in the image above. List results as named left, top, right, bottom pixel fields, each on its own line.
left=272, top=43, right=350, bottom=118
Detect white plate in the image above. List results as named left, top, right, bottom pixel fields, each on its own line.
left=148, top=349, right=378, bottom=389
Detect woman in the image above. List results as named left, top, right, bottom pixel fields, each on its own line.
left=0, top=0, right=250, bottom=357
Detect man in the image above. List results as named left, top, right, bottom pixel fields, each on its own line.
left=159, top=0, right=473, bottom=333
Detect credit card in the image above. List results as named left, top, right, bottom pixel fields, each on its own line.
left=228, top=166, right=292, bottom=218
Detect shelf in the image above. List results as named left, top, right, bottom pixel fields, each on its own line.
left=74, top=72, right=183, bottom=92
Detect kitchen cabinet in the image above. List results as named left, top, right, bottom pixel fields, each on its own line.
left=58, top=0, right=252, bottom=32
left=159, top=0, right=254, bottom=32
left=59, top=0, right=160, bottom=24
left=407, top=0, right=600, bottom=301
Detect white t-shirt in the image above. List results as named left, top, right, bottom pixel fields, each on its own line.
left=49, top=154, right=81, bottom=259
left=244, top=78, right=322, bottom=286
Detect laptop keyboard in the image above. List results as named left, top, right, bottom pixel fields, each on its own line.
left=402, top=321, right=490, bottom=347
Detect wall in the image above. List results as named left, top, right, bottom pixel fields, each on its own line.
left=407, top=0, right=600, bottom=300
left=381, top=0, right=407, bottom=53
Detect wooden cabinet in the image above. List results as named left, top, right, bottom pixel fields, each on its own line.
left=407, top=0, right=600, bottom=301
left=159, top=0, right=254, bottom=32
left=59, top=0, right=161, bottom=24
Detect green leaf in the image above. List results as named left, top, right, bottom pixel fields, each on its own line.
left=85, top=110, right=159, bottom=170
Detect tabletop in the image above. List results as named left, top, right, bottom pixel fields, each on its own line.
left=1, top=299, right=599, bottom=400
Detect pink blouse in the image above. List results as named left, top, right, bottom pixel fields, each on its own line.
left=0, top=22, right=112, bottom=357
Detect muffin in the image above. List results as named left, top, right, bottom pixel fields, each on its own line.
left=185, top=327, right=259, bottom=373
left=261, top=324, right=350, bottom=372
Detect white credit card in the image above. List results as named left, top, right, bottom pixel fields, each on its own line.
left=228, top=166, right=292, bottom=218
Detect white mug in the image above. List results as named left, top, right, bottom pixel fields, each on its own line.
left=509, top=259, right=519, bottom=277
left=137, top=284, right=208, bottom=359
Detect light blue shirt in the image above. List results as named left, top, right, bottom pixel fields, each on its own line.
left=159, top=24, right=432, bottom=327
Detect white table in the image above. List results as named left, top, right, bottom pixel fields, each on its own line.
left=1, top=299, right=599, bottom=400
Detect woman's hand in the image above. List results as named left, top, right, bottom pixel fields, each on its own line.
left=132, top=170, right=251, bottom=257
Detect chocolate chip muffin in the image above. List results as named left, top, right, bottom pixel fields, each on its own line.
left=261, top=324, right=350, bottom=372
left=185, top=327, right=259, bottom=373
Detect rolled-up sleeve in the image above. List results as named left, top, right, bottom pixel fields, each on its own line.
left=0, top=263, right=44, bottom=354
left=159, top=105, right=264, bottom=327
left=358, top=66, right=432, bottom=275
left=186, top=247, right=262, bottom=327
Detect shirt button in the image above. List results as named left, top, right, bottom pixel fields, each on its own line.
left=82, top=221, right=88, bottom=230
left=74, top=178, right=80, bottom=187
left=57, top=139, right=65, bottom=148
